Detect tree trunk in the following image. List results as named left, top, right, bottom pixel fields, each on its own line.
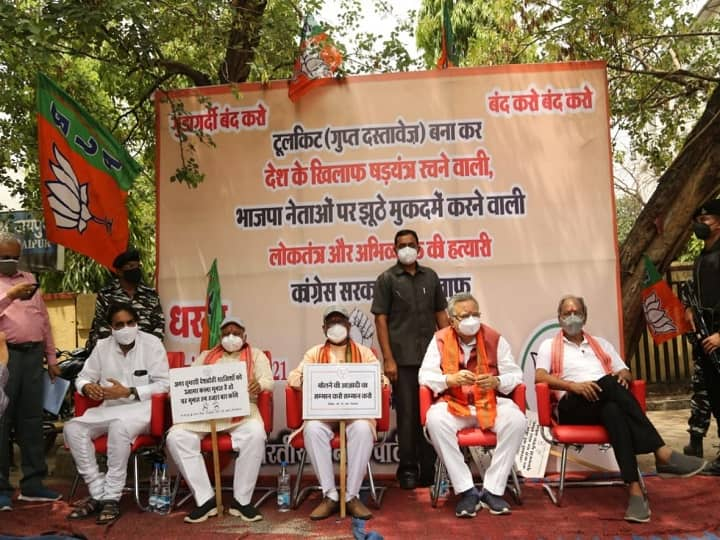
left=220, top=0, right=269, bottom=83
left=620, top=82, right=720, bottom=355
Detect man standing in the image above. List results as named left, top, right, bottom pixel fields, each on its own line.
left=64, top=303, right=169, bottom=524
left=166, top=316, right=273, bottom=524
left=0, top=232, right=60, bottom=511
left=372, top=229, right=449, bottom=489
left=86, top=248, right=164, bottom=352
left=287, top=306, right=383, bottom=521
left=419, top=293, right=526, bottom=518
left=683, top=199, right=720, bottom=475
left=536, top=295, right=706, bottom=523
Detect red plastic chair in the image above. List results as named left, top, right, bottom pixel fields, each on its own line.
left=171, top=350, right=275, bottom=508
left=535, top=380, right=647, bottom=505
left=68, top=391, right=167, bottom=511
left=285, top=384, right=391, bottom=509
left=419, top=384, right=526, bottom=508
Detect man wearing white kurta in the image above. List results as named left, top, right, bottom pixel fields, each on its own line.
left=419, top=292, right=526, bottom=518
left=64, top=303, right=169, bottom=524
left=165, top=316, right=273, bottom=524
left=287, top=305, right=384, bottom=521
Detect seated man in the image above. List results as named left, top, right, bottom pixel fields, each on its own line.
left=166, top=316, right=273, bottom=524
left=535, top=294, right=707, bottom=524
left=419, top=292, right=527, bottom=518
left=64, top=303, right=169, bottom=524
left=287, top=305, right=384, bottom=521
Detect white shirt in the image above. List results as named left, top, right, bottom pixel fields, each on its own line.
left=418, top=329, right=523, bottom=397
left=535, top=333, right=628, bottom=398
left=74, top=331, right=170, bottom=422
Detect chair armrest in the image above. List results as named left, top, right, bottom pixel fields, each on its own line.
left=150, top=393, right=168, bottom=437
left=510, top=383, right=526, bottom=413
left=257, top=390, right=273, bottom=433
left=74, top=391, right=101, bottom=417
left=630, top=379, right=646, bottom=412
left=377, top=386, right=391, bottom=432
left=285, top=386, right=303, bottom=429
left=535, top=383, right=553, bottom=427
left=419, top=386, right=433, bottom=426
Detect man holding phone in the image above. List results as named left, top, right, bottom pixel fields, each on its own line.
left=0, top=232, right=60, bottom=511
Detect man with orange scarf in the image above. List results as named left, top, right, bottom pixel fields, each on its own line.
left=287, top=305, right=383, bottom=521
left=419, top=292, right=527, bottom=518
left=166, top=316, right=273, bottom=524
left=535, top=295, right=706, bottom=523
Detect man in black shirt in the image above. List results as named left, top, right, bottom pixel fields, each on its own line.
left=684, top=199, right=720, bottom=475
left=371, top=229, right=450, bottom=489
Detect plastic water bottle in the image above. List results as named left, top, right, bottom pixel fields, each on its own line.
left=277, top=461, right=291, bottom=512
left=156, top=463, right=172, bottom=515
left=438, top=467, right=450, bottom=499
left=149, top=462, right=161, bottom=512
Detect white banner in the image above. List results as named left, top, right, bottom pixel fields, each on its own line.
left=170, top=362, right=249, bottom=423
left=302, top=363, right=381, bottom=420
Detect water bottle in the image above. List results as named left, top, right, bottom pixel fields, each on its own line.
left=438, top=467, right=450, bottom=499
left=156, top=463, right=172, bottom=515
left=149, top=462, right=160, bottom=512
left=277, top=461, right=291, bottom=512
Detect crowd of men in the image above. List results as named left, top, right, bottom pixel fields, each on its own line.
left=1, top=205, right=719, bottom=526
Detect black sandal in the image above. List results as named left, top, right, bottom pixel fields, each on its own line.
left=96, top=500, right=121, bottom=524
left=67, top=497, right=101, bottom=520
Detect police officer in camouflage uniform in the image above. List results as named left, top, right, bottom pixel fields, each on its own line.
left=684, top=199, right=720, bottom=475
left=86, top=249, right=165, bottom=353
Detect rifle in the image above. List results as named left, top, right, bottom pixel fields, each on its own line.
left=679, top=280, right=720, bottom=374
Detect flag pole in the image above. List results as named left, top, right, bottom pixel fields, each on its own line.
left=339, top=419, right=346, bottom=518
left=210, top=419, right=223, bottom=513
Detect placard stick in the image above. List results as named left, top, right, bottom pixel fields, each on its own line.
left=339, top=419, right=346, bottom=518
left=210, top=419, right=224, bottom=513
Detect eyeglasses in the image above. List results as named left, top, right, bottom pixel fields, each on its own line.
left=453, top=312, right=480, bottom=320
left=111, top=320, right=137, bottom=330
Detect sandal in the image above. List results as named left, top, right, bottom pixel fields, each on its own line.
left=96, top=500, right=121, bottom=525
left=67, top=497, right=101, bottom=520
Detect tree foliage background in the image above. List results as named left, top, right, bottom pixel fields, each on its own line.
left=1, top=0, right=719, bottom=353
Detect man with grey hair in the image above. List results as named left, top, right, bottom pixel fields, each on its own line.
left=0, top=232, right=60, bottom=511
left=419, top=292, right=526, bottom=518
left=536, top=294, right=706, bottom=523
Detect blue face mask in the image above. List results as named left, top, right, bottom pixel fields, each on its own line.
left=560, top=314, right=584, bottom=336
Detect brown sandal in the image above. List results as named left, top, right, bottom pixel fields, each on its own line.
left=96, top=500, right=121, bottom=524
left=67, top=497, right=101, bottom=520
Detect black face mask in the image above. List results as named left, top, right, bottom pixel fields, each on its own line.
left=122, top=268, right=142, bottom=284
left=693, top=222, right=712, bottom=241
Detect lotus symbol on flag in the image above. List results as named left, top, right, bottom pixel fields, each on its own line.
left=642, top=291, right=677, bottom=335
left=45, top=143, right=113, bottom=234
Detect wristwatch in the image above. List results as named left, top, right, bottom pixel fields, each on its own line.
left=128, top=387, right=139, bottom=401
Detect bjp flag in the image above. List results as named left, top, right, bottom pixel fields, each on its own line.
left=641, top=255, right=691, bottom=344
left=36, top=73, right=141, bottom=269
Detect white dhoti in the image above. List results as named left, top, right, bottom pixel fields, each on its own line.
left=63, top=406, right=150, bottom=502
left=425, top=397, right=527, bottom=495
left=303, top=419, right=374, bottom=502
left=165, top=418, right=266, bottom=506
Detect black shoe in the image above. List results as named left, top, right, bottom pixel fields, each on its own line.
left=478, top=488, right=511, bottom=515
left=228, top=499, right=263, bottom=522
left=398, top=473, right=418, bottom=490
left=700, top=458, right=720, bottom=476
left=184, top=498, right=218, bottom=524
left=455, top=488, right=482, bottom=518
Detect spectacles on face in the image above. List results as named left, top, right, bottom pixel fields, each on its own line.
left=324, top=317, right=347, bottom=327
left=453, top=311, right=481, bottom=321
left=111, top=319, right=137, bottom=330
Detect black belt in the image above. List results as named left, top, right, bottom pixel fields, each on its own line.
left=7, top=341, right=43, bottom=352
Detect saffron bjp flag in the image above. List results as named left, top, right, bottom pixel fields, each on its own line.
left=641, top=255, right=691, bottom=344
left=436, top=0, right=457, bottom=69
left=36, top=73, right=140, bottom=269
left=288, top=14, right=343, bottom=102
left=200, top=259, right=223, bottom=351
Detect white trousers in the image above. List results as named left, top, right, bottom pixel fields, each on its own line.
left=303, top=420, right=374, bottom=502
left=63, top=416, right=149, bottom=502
left=425, top=397, right=527, bottom=496
left=165, top=418, right=266, bottom=506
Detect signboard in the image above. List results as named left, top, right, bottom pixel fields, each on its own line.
left=0, top=210, right=64, bottom=272
left=170, top=362, right=249, bottom=423
left=302, top=362, right=381, bottom=420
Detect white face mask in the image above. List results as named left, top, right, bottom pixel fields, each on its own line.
left=112, top=325, right=138, bottom=346
left=560, top=314, right=584, bottom=336
left=457, top=316, right=481, bottom=337
left=326, top=323, right=348, bottom=344
left=397, top=246, right=418, bottom=265
left=221, top=334, right=244, bottom=352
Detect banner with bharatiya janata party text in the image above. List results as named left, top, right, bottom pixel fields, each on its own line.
left=156, top=61, right=623, bottom=473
